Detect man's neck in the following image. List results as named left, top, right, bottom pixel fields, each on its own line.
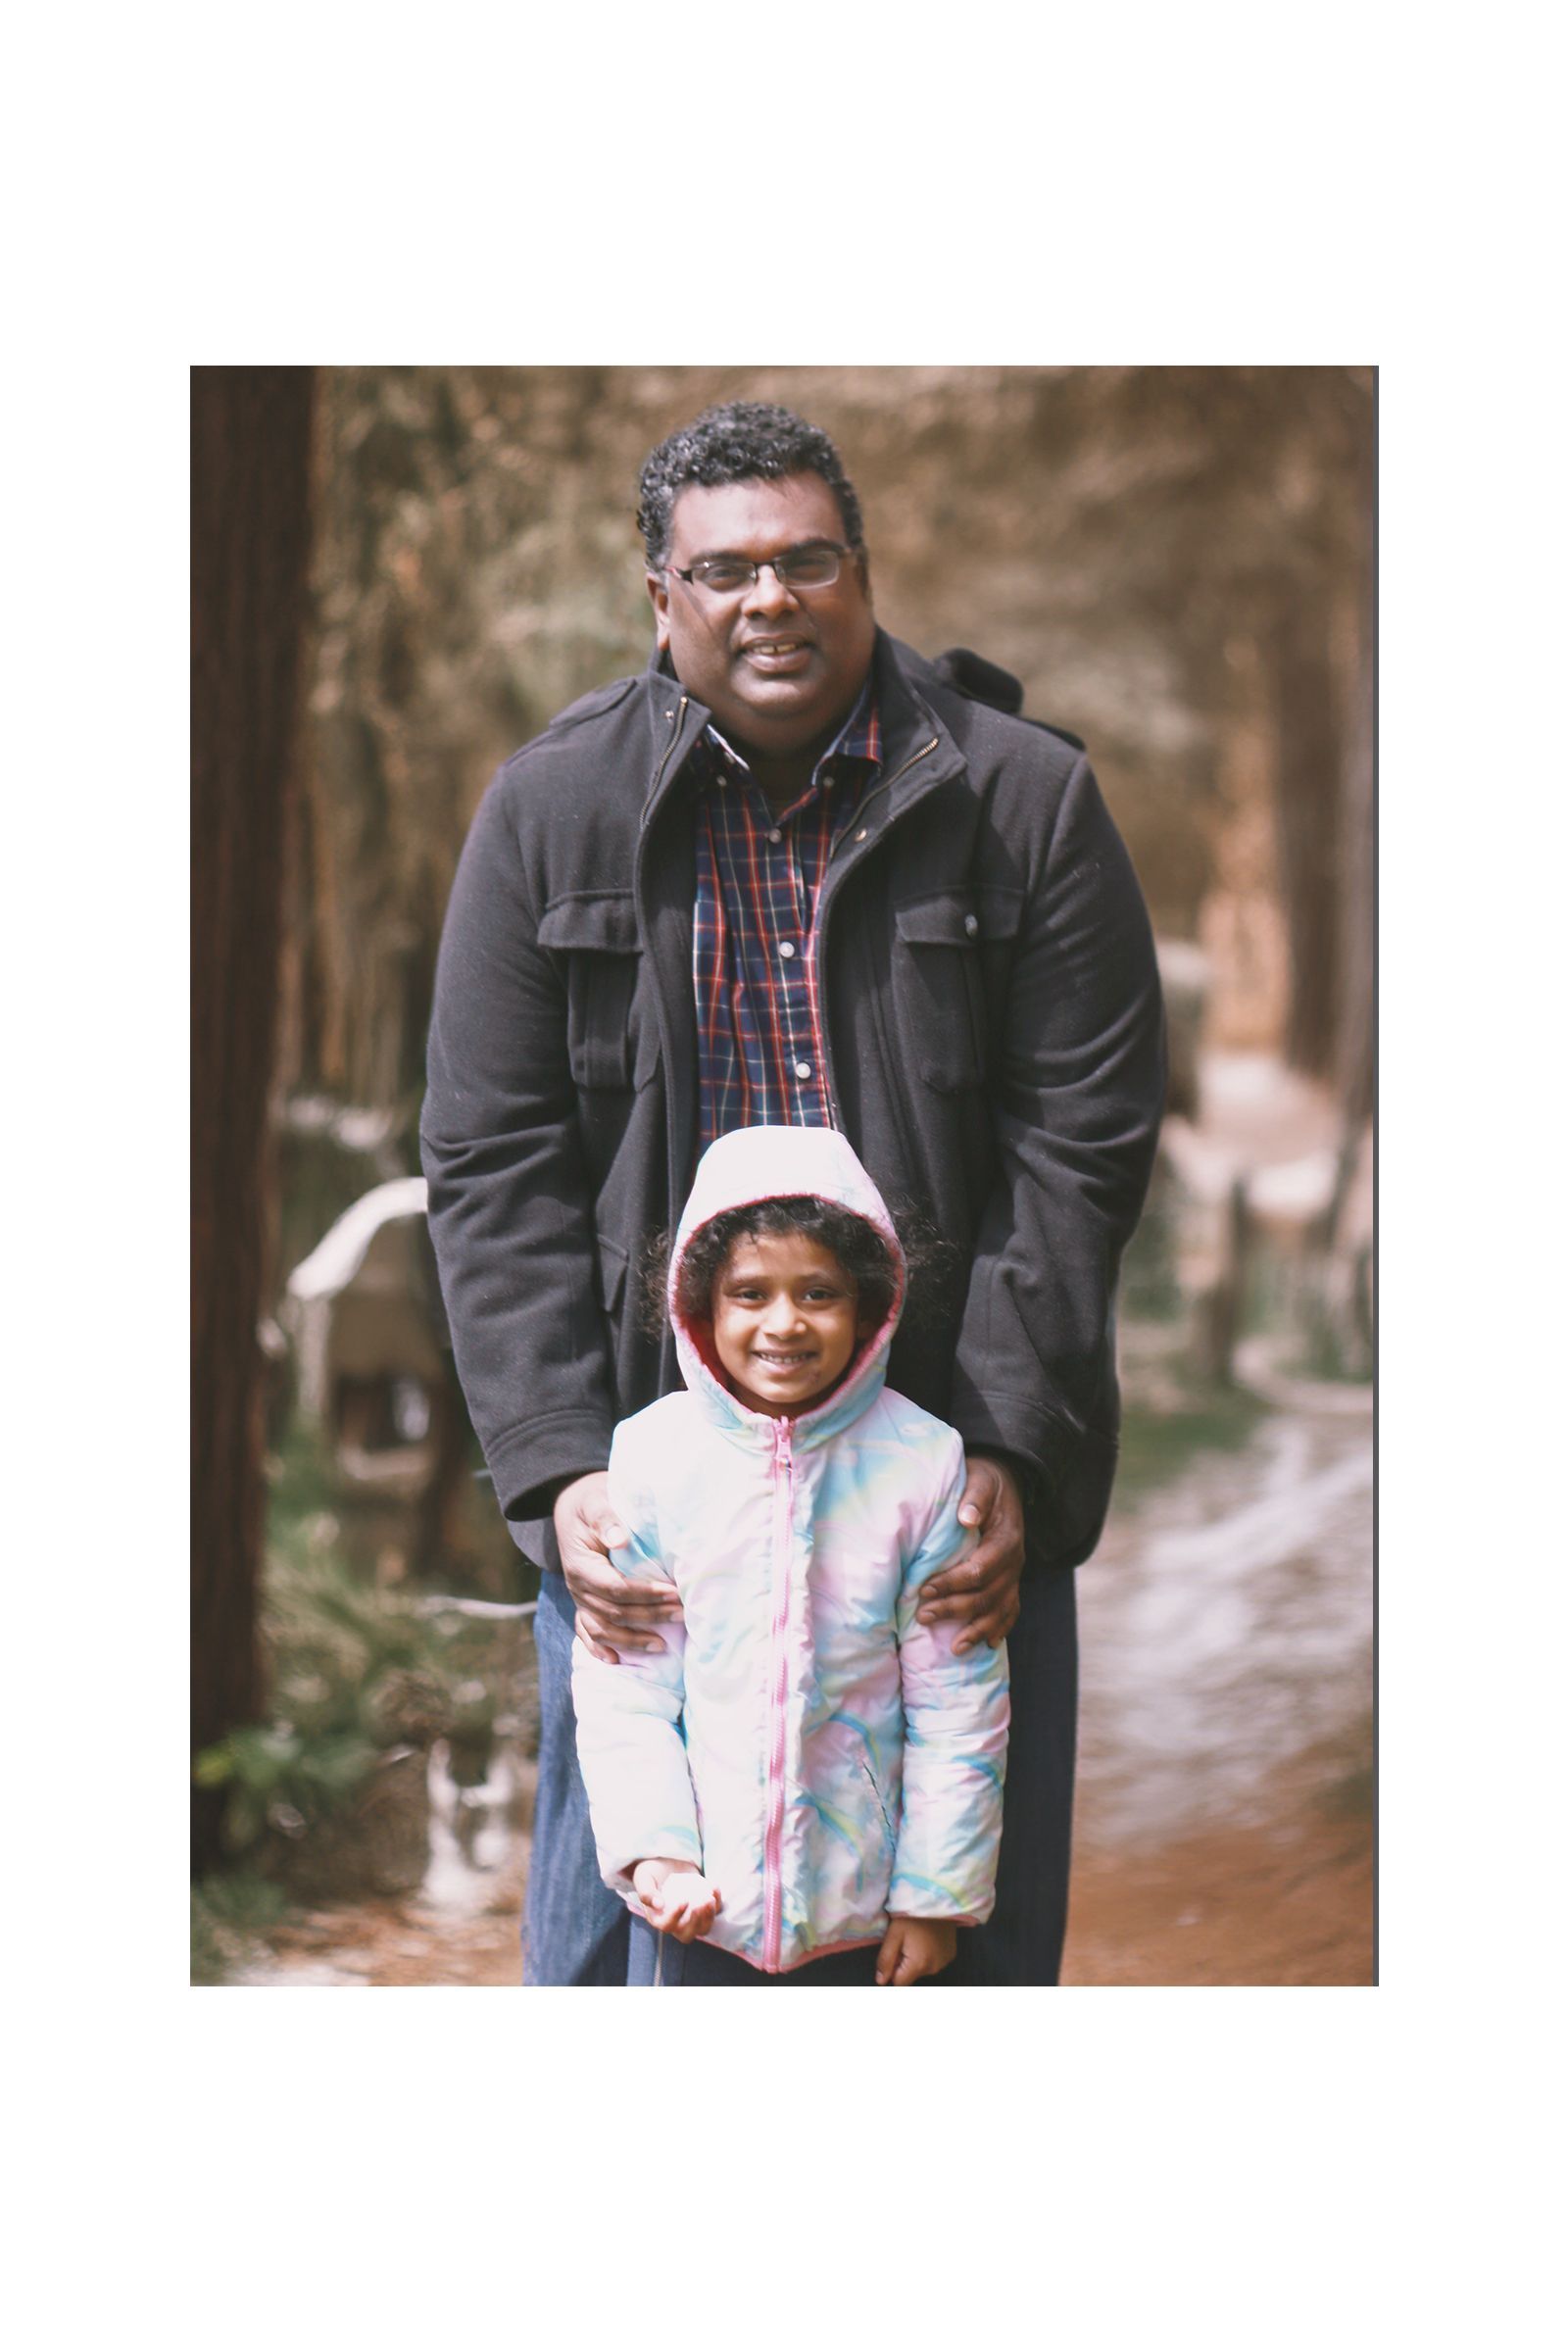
left=742, top=742, right=831, bottom=817
left=713, top=688, right=872, bottom=816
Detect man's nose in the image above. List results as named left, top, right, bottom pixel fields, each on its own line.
left=741, top=561, right=798, bottom=616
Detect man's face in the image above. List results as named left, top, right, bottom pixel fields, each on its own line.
left=648, top=472, right=876, bottom=757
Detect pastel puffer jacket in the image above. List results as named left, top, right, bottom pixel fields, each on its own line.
left=571, top=1125, right=1009, bottom=1976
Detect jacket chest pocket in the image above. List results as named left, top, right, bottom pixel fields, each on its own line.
left=893, top=887, right=1022, bottom=1092
left=537, top=891, right=652, bottom=1091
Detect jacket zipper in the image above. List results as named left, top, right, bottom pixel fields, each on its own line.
left=818, top=735, right=939, bottom=1125
left=760, top=1415, right=795, bottom=1973
left=641, top=693, right=690, bottom=829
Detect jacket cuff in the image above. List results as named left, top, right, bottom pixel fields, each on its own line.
left=487, top=1407, right=614, bottom=1526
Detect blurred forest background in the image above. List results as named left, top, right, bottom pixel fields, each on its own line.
left=192, top=364, right=1374, bottom=1987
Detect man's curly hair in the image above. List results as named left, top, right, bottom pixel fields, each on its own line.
left=635, top=402, right=866, bottom=571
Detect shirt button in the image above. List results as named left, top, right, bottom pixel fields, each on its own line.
left=794, top=1060, right=812, bottom=1081
left=779, top=942, right=796, bottom=959
left=767, top=828, right=783, bottom=844
left=964, top=912, right=979, bottom=936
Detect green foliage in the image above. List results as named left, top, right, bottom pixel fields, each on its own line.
left=194, top=1720, right=382, bottom=1852
left=197, top=1429, right=521, bottom=1882
left=1115, top=1386, right=1266, bottom=1507
left=190, top=1874, right=292, bottom=1986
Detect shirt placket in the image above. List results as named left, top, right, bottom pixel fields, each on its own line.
left=760, top=778, right=821, bottom=1119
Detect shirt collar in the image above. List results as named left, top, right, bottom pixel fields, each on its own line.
left=702, top=672, right=881, bottom=797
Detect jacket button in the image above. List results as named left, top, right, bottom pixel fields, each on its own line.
left=964, top=913, right=979, bottom=936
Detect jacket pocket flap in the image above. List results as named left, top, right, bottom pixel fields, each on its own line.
left=895, top=889, right=1023, bottom=946
left=538, top=892, right=641, bottom=954
left=895, top=892, right=978, bottom=948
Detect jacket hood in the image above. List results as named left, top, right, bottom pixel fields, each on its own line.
left=670, top=1126, right=905, bottom=1446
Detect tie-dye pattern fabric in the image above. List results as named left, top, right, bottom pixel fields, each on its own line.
left=571, top=1126, right=1009, bottom=1976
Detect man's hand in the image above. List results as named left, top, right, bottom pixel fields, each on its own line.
left=554, top=1471, right=684, bottom=1665
left=875, top=1914, right=956, bottom=1984
left=632, top=1858, right=722, bottom=1943
left=914, top=1451, right=1025, bottom=1653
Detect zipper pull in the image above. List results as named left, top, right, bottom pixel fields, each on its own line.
left=774, top=1418, right=793, bottom=1471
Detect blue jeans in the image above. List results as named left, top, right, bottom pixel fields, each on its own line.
left=525, top=1540, right=1078, bottom=1988
left=523, top=1567, right=630, bottom=1985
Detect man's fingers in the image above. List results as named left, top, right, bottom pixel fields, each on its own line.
left=916, top=1569, right=1009, bottom=1623
left=953, top=1601, right=1019, bottom=1654
left=564, top=1573, right=681, bottom=1613
left=578, top=1615, right=666, bottom=1657
left=916, top=1554, right=995, bottom=1602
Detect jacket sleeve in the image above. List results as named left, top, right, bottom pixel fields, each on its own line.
left=891, top=1430, right=1009, bottom=1923
left=419, top=766, right=616, bottom=1530
left=950, top=749, right=1165, bottom=1564
left=569, top=1444, right=702, bottom=1895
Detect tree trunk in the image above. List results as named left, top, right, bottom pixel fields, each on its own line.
left=191, top=366, right=316, bottom=1875
left=1336, top=597, right=1375, bottom=1125
left=1265, top=598, right=1343, bottom=1080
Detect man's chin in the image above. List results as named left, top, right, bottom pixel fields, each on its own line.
left=715, top=679, right=846, bottom=757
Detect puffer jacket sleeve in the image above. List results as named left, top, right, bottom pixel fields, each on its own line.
left=890, top=1428, right=1009, bottom=1922
left=569, top=1437, right=702, bottom=1894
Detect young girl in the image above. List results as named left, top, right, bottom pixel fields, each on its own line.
left=571, top=1124, right=1009, bottom=1985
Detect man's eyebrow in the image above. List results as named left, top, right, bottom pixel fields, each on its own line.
left=685, top=536, right=839, bottom=564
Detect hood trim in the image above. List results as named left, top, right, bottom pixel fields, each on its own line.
left=668, top=1127, right=906, bottom=1447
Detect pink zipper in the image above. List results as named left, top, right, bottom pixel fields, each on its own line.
left=760, top=1417, right=794, bottom=1973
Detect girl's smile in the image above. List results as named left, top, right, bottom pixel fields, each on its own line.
left=709, top=1232, right=873, bottom=1417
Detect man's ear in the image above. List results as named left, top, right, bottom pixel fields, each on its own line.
left=855, top=549, right=873, bottom=607
left=647, top=569, right=671, bottom=652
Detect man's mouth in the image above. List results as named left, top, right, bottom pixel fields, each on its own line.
left=738, top=636, right=813, bottom=673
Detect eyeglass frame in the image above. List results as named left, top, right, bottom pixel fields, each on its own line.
left=663, top=539, right=858, bottom=596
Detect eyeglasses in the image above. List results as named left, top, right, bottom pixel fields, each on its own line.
left=667, top=542, right=854, bottom=596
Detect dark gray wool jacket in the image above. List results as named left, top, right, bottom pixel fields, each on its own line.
left=420, top=629, right=1165, bottom=1570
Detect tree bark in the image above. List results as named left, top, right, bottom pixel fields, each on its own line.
left=1265, top=598, right=1343, bottom=1080
left=191, top=366, right=316, bottom=1875
left=1336, top=599, right=1375, bottom=1125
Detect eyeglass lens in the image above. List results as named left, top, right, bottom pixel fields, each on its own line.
left=689, top=546, right=843, bottom=593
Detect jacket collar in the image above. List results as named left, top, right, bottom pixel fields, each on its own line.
left=639, top=630, right=966, bottom=831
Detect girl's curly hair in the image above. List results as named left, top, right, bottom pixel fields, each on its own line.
left=638, top=1195, right=956, bottom=1339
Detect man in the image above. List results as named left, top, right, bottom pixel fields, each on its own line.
left=421, top=401, right=1164, bottom=1984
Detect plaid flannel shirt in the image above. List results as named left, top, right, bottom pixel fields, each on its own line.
left=692, top=681, right=882, bottom=1156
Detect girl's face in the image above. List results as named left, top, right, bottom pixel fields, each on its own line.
left=709, top=1231, right=873, bottom=1418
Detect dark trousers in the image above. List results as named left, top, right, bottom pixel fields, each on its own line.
left=627, top=1925, right=886, bottom=1984
left=524, top=1544, right=1078, bottom=1987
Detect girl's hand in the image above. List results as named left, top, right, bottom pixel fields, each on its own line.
left=875, top=1915, right=957, bottom=1984
left=632, top=1858, right=722, bottom=1943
